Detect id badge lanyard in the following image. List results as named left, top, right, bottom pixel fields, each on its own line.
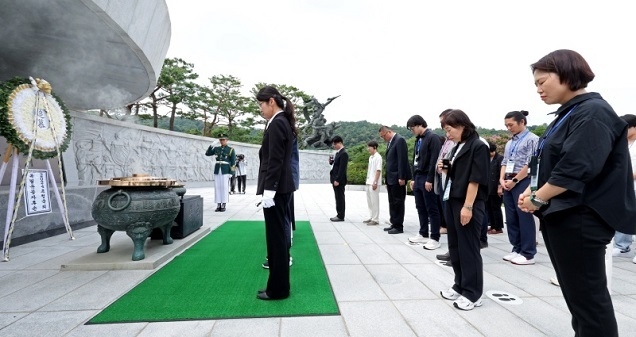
left=530, top=105, right=578, bottom=191
left=506, top=130, right=530, bottom=174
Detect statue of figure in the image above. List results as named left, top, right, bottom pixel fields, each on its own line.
left=301, top=95, right=340, bottom=149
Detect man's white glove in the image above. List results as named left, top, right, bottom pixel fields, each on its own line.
left=261, top=190, right=276, bottom=208
left=211, top=140, right=220, bottom=147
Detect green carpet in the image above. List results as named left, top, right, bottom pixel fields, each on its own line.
left=88, top=220, right=339, bottom=323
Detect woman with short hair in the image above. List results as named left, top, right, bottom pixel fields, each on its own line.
left=519, top=49, right=636, bottom=336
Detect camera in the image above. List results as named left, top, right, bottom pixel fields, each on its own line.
left=442, top=159, right=451, bottom=170
left=237, top=154, right=245, bottom=161
left=328, top=154, right=334, bottom=165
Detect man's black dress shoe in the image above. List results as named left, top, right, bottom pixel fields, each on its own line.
left=257, top=292, right=288, bottom=300
left=257, top=289, right=267, bottom=294
left=257, top=292, right=272, bottom=300
left=387, top=228, right=403, bottom=234
left=383, top=226, right=393, bottom=231
left=436, top=251, right=450, bottom=261
left=330, top=217, right=344, bottom=222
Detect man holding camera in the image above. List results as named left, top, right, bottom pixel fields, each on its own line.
left=205, top=133, right=236, bottom=212
left=235, top=154, right=247, bottom=194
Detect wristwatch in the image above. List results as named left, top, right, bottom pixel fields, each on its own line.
left=530, top=193, right=549, bottom=208
left=512, top=177, right=519, bottom=183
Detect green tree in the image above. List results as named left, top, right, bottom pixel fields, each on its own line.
left=127, top=58, right=198, bottom=129
left=159, top=58, right=199, bottom=131
left=209, top=75, right=250, bottom=137
left=182, top=83, right=220, bottom=137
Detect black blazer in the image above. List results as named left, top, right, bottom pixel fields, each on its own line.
left=446, top=133, right=489, bottom=201
left=535, top=92, right=636, bottom=234
left=412, top=129, right=442, bottom=184
left=385, top=133, right=412, bottom=185
left=488, top=153, right=503, bottom=195
left=330, top=148, right=348, bottom=185
left=256, top=113, right=294, bottom=195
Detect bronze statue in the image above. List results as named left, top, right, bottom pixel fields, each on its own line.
left=301, top=95, right=340, bottom=149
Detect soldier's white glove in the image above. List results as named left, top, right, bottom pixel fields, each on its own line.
left=260, top=190, right=276, bottom=208
left=211, top=140, right=220, bottom=147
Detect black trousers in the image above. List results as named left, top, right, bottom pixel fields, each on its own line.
left=386, top=183, right=406, bottom=229
left=289, top=193, right=296, bottom=231
left=229, top=176, right=236, bottom=192
left=486, top=194, right=504, bottom=230
left=263, top=192, right=291, bottom=298
left=445, top=198, right=484, bottom=303
left=438, top=194, right=447, bottom=228
left=237, top=175, right=246, bottom=192
left=542, top=206, right=617, bottom=337
left=333, top=183, right=346, bottom=219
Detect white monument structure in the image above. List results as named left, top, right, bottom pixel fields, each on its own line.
left=0, top=0, right=172, bottom=249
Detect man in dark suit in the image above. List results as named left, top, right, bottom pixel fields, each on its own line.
left=379, top=126, right=412, bottom=234
left=329, top=136, right=348, bottom=221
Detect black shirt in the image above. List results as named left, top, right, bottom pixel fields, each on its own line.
left=536, top=92, right=636, bottom=234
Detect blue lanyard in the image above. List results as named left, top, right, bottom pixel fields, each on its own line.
left=508, top=129, right=530, bottom=158
left=536, top=105, right=578, bottom=157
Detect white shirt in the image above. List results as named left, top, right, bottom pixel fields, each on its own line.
left=366, top=152, right=383, bottom=185
left=265, top=110, right=284, bottom=129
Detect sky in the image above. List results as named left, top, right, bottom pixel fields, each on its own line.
left=163, top=0, right=635, bottom=130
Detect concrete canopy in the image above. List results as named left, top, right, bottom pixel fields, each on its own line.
left=0, top=0, right=171, bottom=110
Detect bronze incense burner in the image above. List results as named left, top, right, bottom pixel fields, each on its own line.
left=91, top=174, right=184, bottom=261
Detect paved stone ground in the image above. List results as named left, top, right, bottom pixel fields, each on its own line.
left=1, top=183, right=635, bottom=337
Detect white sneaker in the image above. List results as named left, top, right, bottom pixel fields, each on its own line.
left=423, top=239, right=441, bottom=250
left=549, top=276, right=560, bottom=287
left=612, top=247, right=631, bottom=257
left=453, top=295, right=483, bottom=311
left=503, top=252, right=520, bottom=261
left=510, top=255, right=535, bottom=265
left=408, top=234, right=428, bottom=244
left=440, top=287, right=461, bottom=300
left=632, top=255, right=636, bottom=264
left=289, top=256, right=293, bottom=267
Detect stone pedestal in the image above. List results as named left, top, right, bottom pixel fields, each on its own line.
left=151, top=195, right=203, bottom=240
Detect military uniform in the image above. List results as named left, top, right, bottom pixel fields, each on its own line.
left=205, top=135, right=236, bottom=211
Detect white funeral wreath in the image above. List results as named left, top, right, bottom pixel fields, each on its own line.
left=0, top=77, right=72, bottom=159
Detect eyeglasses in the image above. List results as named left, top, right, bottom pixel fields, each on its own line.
left=407, top=126, right=413, bottom=131
left=379, top=132, right=387, bottom=137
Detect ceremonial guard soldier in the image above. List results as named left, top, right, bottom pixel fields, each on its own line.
left=205, top=133, right=236, bottom=211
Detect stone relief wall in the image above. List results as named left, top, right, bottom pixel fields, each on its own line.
left=0, top=112, right=333, bottom=246
left=65, top=112, right=331, bottom=186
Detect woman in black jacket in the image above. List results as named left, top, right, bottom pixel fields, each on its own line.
left=255, top=85, right=296, bottom=300
left=519, top=49, right=636, bottom=336
left=437, top=109, right=489, bottom=311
